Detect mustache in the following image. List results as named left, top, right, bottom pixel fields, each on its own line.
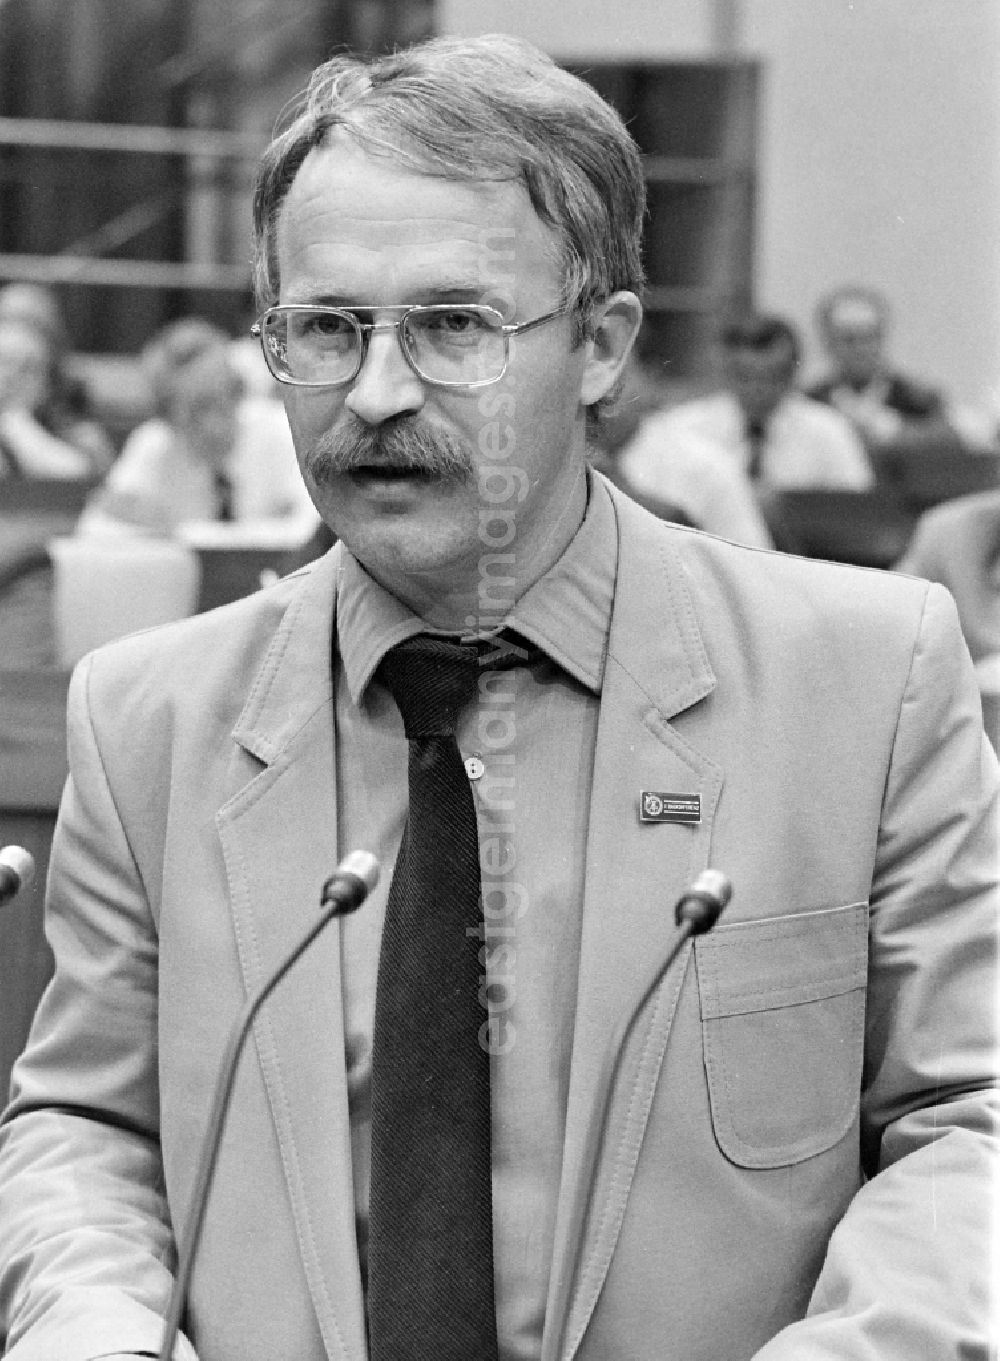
left=304, top=417, right=474, bottom=487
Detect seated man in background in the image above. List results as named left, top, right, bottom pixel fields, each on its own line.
left=808, top=285, right=980, bottom=447
left=78, top=317, right=318, bottom=543
left=588, top=351, right=772, bottom=546
left=623, top=313, right=873, bottom=495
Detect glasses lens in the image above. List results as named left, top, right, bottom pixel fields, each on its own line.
left=263, top=308, right=360, bottom=385
left=402, top=306, right=505, bottom=385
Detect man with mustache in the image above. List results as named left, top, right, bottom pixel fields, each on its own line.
left=307, top=413, right=474, bottom=488
left=0, top=33, right=995, bottom=1361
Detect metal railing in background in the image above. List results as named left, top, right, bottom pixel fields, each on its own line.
left=0, top=115, right=263, bottom=292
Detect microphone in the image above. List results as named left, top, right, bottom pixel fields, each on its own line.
left=674, top=868, right=732, bottom=932
left=552, top=868, right=732, bottom=1354
left=319, top=853, right=381, bottom=915
left=0, top=846, right=36, bottom=906
left=158, top=849, right=380, bottom=1361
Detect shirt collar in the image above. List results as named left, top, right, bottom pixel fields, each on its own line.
left=335, top=467, right=618, bottom=703
left=831, top=374, right=891, bottom=403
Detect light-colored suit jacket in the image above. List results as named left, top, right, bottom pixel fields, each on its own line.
left=1, top=487, right=996, bottom=1360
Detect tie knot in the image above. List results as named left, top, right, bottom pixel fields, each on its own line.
left=378, top=635, right=482, bottom=738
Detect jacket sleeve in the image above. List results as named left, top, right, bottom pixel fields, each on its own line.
left=0, top=653, right=199, bottom=1361
left=753, top=582, right=999, bottom=1359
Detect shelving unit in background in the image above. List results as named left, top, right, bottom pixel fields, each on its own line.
left=563, top=59, right=759, bottom=385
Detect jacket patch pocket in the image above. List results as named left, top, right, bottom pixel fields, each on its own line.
left=694, top=903, right=868, bottom=1168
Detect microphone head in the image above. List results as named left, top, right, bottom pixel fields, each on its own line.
left=692, top=869, right=732, bottom=910
left=321, top=850, right=380, bottom=916
left=338, top=850, right=380, bottom=895
left=675, top=868, right=732, bottom=933
left=0, top=845, right=36, bottom=892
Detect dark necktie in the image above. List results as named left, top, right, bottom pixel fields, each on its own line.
left=213, top=468, right=234, bottom=522
left=745, top=416, right=767, bottom=482
left=367, top=634, right=499, bottom=1361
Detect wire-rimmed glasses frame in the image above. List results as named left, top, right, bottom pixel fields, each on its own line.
left=250, top=302, right=569, bottom=390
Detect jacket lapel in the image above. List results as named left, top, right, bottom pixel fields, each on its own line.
left=216, top=548, right=368, bottom=1361
left=544, top=491, right=724, bottom=1360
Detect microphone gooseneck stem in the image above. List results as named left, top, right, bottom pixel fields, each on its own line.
left=552, top=872, right=730, bottom=1358
left=158, top=857, right=378, bottom=1361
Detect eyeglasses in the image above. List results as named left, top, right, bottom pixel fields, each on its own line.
left=251, top=302, right=568, bottom=390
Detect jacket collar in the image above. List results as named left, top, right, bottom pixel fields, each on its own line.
left=600, top=474, right=716, bottom=720
left=231, top=547, right=341, bottom=765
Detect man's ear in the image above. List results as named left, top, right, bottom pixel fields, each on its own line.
left=579, top=291, right=643, bottom=407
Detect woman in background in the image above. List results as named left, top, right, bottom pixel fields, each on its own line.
left=0, top=287, right=113, bottom=479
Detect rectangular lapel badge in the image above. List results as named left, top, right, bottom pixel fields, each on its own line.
left=639, top=791, right=702, bottom=824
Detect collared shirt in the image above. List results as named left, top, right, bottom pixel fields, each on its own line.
left=822, top=375, right=905, bottom=444
left=334, top=471, right=618, bottom=1360
left=631, top=389, right=873, bottom=490
left=76, top=398, right=319, bottom=541
left=614, top=417, right=774, bottom=547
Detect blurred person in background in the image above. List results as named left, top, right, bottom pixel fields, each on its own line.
left=78, top=317, right=318, bottom=542
left=808, top=285, right=995, bottom=450
left=0, top=286, right=113, bottom=479
left=623, top=314, right=873, bottom=496
left=0, top=282, right=65, bottom=335
left=597, top=352, right=774, bottom=547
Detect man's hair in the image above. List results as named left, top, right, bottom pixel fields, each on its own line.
left=814, top=285, right=889, bottom=335
left=142, top=318, right=241, bottom=418
left=251, top=33, right=646, bottom=343
left=720, top=313, right=801, bottom=368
